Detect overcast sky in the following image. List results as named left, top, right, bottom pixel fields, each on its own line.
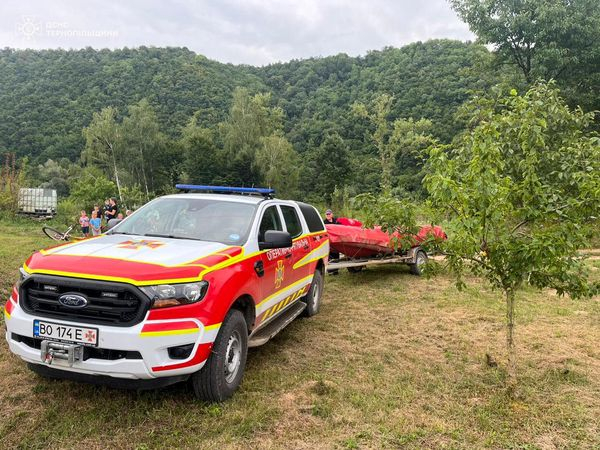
left=1, top=0, right=474, bottom=66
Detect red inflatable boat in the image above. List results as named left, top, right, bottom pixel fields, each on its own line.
left=326, top=220, right=446, bottom=259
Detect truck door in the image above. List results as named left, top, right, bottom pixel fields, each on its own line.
left=255, top=205, right=285, bottom=326
left=280, top=205, right=311, bottom=281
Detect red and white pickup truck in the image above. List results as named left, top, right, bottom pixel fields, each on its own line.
left=4, top=186, right=329, bottom=401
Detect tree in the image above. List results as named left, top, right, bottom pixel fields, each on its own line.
left=390, top=118, right=435, bottom=198
left=424, top=82, right=600, bottom=392
left=180, top=115, right=221, bottom=185
left=220, top=88, right=284, bottom=186
left=255, top=134, right=300, bottom=198
left=82, top=107, right=123, bottom=201
left=69, top=166, right=117, bottom=208
left=353, top=94, right=395, bottom=194
left=303, top=131, right=351, bottom=203
left=121, top=99, right=167, bottom=200
left=450, top=0, right=600, bottom=109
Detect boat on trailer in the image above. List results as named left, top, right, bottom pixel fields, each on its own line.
left=325, top=220, right=446, bottom=274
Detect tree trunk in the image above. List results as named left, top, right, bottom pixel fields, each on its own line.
left=108, top=142, right=123, bottom=203
left=505, top=288, right=517, bottom=395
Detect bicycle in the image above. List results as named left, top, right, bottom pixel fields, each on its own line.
left=42, top=224, right=78, bottom=241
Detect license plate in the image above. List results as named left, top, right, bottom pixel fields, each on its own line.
left=33, top=320, right=99, bottom=347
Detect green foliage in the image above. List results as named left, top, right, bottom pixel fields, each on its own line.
left=302, top=132, right=351, bottom=203
left=256, top=134, right=299, bottom=198
left=55, top=198, right=82, bottom=227
left=426, top=82, right=600, bottom=296
left=425, top=81, right=600, bottom=388
left=451, top=0, right=600, bottom=110
left=180, top=116, right=222, bottom=185
left=68, top=167, right=117, bottom=210
left=353, top=193, right=418, bottom=250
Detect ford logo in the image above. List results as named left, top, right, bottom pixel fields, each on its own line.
left=58, top=294, right=88, bottom=308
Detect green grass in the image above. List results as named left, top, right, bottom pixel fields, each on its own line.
left=0, top=221, right=599, bottom=448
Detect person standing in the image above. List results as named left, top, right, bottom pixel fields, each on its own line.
left=79, top=210, right=90, bottom=237
left=90, top=210, right=102, bottom=236
left=324, top=209, right=338, bottom=224
left=106, top=197, right=118, bottom=222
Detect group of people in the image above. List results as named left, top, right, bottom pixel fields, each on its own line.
left=79, top=198, right=132, bottom=237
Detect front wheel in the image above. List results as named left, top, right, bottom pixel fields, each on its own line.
left=42, top=226, right=68, bottom=241
left=191, top=309, right=248, bottom=402
left=303, top=269, right=324, bottom=317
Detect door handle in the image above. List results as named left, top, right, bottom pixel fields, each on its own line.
left=285, top=253, right=292, bottom=259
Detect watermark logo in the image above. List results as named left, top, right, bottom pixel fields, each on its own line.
left=15, top=16, right=118, bottom=41
left=16, top=16, right=42, bottom=40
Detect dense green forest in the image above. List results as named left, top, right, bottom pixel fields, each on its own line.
left=0, top=40, right=498, bottom=205
left=1, top=0, right=599, bottom=211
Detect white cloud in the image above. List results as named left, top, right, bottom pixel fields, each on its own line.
left=0, top=0, right=474, bottom=65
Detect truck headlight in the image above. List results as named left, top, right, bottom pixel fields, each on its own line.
left=15, top=267, right=29, bottom=290
left=141, top=281, right=209, bottom=309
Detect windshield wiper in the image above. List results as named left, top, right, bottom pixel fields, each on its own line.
left=143, top=233, right=205, bottom=241
left=110, top=231, right=135, bottom=235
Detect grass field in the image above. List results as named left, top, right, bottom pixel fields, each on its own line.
left=1, top=220, right=599, bottom=449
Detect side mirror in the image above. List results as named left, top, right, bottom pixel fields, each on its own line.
left=259, top=230, right=292, bottom=250
left=106, top=218, right=123, bottom=231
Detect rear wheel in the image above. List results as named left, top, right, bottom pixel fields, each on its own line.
left=191, top=309, right=248, bottom=402
left=409, top=250, right=428, bottom=276
left=347, top=266, right=364, bottom=273
left=42, top=226, right=68, bottom=241
left=303, top=269, right=323, bottom=317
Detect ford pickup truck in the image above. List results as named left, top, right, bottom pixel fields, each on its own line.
left=4, top=185, right=329, bottom=401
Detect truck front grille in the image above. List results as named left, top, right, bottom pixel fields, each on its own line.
left=20, top=274, right=150, bottom=327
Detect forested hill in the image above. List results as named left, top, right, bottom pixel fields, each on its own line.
left=0, top=40, right=492, bottom=163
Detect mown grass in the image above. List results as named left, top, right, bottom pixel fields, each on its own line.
left=0, top=220, right=599, bottom=449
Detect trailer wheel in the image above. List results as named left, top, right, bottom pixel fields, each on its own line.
left=347, top=266, right=364, bottom=273
left=409, top=250, right=428, bottom=276
left=191, top=309, right=248, bottom=402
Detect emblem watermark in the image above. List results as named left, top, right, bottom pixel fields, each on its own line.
left=16, top=16, right=119, bottom=41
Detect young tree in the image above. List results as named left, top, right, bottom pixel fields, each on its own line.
left=424, top=82, right=600, bottom=392
left=82, top=107, right=123, bottom=201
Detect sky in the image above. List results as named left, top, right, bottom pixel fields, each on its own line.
left=1, top=0, right=474, bottom=66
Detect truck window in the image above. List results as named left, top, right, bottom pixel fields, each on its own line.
left=280, top=205, right=302, bottom=238
left=297, top=202, right=325, bottom=232
left=258, top=206, right=283, bottom=241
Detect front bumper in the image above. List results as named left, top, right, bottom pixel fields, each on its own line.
left=5, top=289, right=218, bottom=380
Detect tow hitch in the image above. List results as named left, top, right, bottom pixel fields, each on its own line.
left=40, top=340, right=83, bottom=367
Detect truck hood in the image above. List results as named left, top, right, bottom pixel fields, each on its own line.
left=24, top=234, right=243, bottom=285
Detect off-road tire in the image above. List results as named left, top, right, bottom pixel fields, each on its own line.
left=302, top=269, right=323, bottom=317
left=409, top=250, right=428, bottom=276
left=191, top=309, right=248, bottom=402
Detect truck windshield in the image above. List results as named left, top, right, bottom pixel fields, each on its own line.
left=110, top=197, right=257, bottom=245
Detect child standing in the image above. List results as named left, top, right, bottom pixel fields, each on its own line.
left=90, top=210, right=102, bottom=236
left=79, top=210, right=90, bottom=237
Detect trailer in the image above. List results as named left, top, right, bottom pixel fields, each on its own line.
left=18, top=188, right=57, bottom=218
left=327, top=245, right=428, bottom=276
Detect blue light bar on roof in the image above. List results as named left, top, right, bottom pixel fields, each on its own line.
left=175, top=184, right=275, bottom=196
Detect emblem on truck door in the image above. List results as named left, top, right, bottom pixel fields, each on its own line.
left=58, top=294, right=88, bottom=308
